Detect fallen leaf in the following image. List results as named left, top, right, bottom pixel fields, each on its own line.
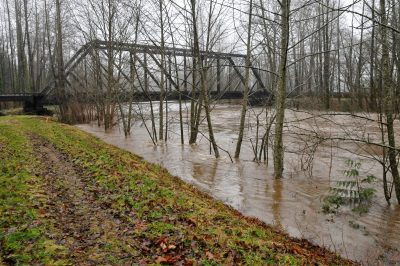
left=134, top=221, right=147, bottom=232
left=205, top=251, right=214, bottom=259
left=38, top=208, right=46, bottom=215
left=167, top=244, right=176, bottom=250
left=162, top=243, right=177, bottom=253
left=184, top=259, right=194, bottom=266
left=155, top=255, right=180, bottom=264
left=140, top=239, right=151, bottom=251
left=156, top=236, right=168, bottom=245
left=160, top=242, right=167, bottom=251
left=191, top=240, right=198, bottom=252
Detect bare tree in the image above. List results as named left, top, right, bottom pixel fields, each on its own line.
left=235, top=0, right=253, bottom=159
left=273, top=0, right=290, bottom=178
left=380, top=0, right=400, bottom=203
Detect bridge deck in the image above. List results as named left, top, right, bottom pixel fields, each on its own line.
left=0, top=94, right=43, bottom=102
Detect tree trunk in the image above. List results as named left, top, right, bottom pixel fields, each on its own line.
left=23, top=0, right=34, bottom=92
left=6, top=0, right=15, bottom=93
left=355, top=0, right=366, bottom=110
left=273, top=0, right=290, bottom=178
left=369, top=0, right=376, bottom=111
left=159, top=0, right=166, bottom=141
left=190, top=0, right=219, bottom=158
left=55, top=0, right=67, bottom=119
left=322, top=1, right=331, bottom=109
left=15, top=0, right=26, bottom=93
left=380, top=0, right=400, bottom=204
left=235, top=0, right=253, bottom=159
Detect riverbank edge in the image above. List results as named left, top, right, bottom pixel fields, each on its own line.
left=0, top=116, right=356, bottom=265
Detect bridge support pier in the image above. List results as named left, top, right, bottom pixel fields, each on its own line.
left=23, top=95, right=51, bottom=115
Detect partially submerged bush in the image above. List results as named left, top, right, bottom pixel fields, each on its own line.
left=322, top=160, right=376, bottom=214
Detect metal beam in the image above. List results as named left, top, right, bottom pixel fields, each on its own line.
left=227, top=57, right=246, bottom=87
left=92, top=40, right=246, bottom=60
left=250, top=63, right=266, bottom=90
left=134, top=53, right=160, bottom=88
left=0, top=94, right=37, bottom=102
left=148, top=52, right=179, bottom=90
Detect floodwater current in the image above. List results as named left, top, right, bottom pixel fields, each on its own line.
left=77, top=102, right=400, bottom=264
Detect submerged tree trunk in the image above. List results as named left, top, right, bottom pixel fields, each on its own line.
left=273, top=0, right=290, bottom=178
left=190, top=0, right=219, bottom=158
left=235, top=0, right=253, bottom=159
left=159, top=0, right=166, bottom=141
left=380, top=0, right=400, bottom=204
left=189, top=74, right=203, bottom=144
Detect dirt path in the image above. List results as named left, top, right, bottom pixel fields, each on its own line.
left=30, top=135, right=139, bottom=265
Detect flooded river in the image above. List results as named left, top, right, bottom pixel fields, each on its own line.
left=77, top=102, right=400, bottom=264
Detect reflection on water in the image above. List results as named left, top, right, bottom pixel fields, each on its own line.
left=77, top=102, right=400, bottom=264
left=272, top=179, right=283, bottom=229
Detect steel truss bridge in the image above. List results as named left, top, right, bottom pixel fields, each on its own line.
left=0, top=40, right=271, bottom=113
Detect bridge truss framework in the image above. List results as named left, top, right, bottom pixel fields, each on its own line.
left=0, top=40, right=270, bottom=112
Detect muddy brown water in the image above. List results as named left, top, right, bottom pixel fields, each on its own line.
left=77, top=102, right=400, bottom=264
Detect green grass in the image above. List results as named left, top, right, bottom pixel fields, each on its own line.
left=0, top=116, right=356, bottom=265
left=0, top=118, right=69, bottom=265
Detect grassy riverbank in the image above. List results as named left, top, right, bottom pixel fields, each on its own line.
left=0, top=116, right=356, bottom=265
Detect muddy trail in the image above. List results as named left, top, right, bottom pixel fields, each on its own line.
left=30, top=135, right=139, bottom=264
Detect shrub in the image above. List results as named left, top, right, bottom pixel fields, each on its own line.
left=322, top=160, right=376, bottom=214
